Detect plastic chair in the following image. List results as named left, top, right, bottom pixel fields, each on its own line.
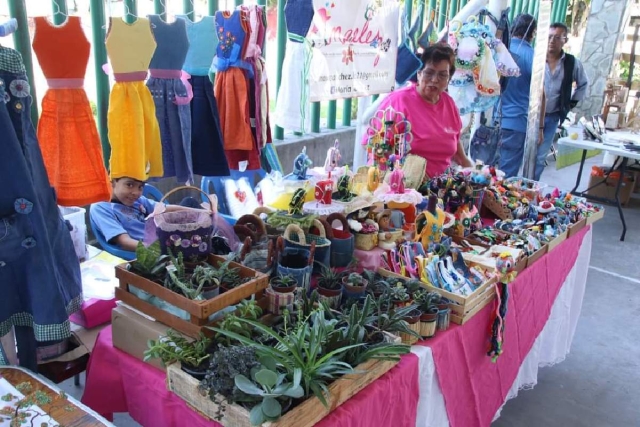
left=89, top=215, right=135, bottom=261
left=143, top=183, right=164, bottom=202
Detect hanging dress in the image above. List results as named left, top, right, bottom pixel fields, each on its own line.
left=32, top=16, right=111, bottom=206
left=212, top=10, right=260, bottom=171
left=0, top=47, right=82, bottom=364
left=273, top=0, right=314, bottom=133
left=105, top=17, right=162, bottom=181
left=146, top=15, right=193, bottom=184
left=177, top=15, right=230, bottom=177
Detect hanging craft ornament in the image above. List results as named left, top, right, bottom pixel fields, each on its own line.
left=366, top=106, right=413, bottom=171
left=487, top=252, right=517, bottom=362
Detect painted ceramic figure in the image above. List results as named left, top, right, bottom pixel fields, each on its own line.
left=324, top=139, right=341, bottom=172
left=293, top=146, right=312, bottom=179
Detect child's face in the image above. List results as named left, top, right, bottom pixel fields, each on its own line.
left=112, top=178, right=145, bottom=206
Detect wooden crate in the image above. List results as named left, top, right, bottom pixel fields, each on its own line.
left=166, top=358, right=398, bottom=427
left=115, top=254, right=269, bottom=338
left=378, top=268, right=497, bottom=325
left=482, top=191, right=513, bottom=220
left=526, top=245, right=548, bottom=268
left=567, top=218, right=587, bottom=237
left=546, top=229, right=568, bottom=252
left=586, top=208, right=604, bottom=225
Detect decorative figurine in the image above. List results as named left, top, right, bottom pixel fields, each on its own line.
left=314, top=175, right=333, bottom=205
left=293, top=147, right=312, bottom=180
left=324, top=139, right=341, bottom=172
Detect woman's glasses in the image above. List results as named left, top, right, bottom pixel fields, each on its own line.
left=548, top=35, right=567, bottom=42
left=421, top=69, right=450, bottom=82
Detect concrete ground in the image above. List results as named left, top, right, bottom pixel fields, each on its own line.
left=57, top=152, right=640, bottom=427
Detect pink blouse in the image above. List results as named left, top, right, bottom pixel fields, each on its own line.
left=367, top=85, right=462, bottom=178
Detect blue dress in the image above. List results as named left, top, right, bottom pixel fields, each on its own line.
left=147, top=15, right=193, bottom=184
left=0, top=47, right=82, bottom=364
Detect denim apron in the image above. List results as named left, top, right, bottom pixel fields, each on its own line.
left=0, top=47, right=82, bottom=364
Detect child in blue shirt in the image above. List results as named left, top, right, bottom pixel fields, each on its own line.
left=90, top=177, right=200, bottom=252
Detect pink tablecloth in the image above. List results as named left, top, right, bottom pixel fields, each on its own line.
left=82, top=326, right=420, bottom=427
left=415, top=226, right=591, bottom=427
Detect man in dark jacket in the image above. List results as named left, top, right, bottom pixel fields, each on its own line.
left=536, top=22, right=588, bottom=180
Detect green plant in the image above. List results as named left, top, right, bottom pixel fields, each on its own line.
left=191, top=264, right=220, bottom=289
left=144, top=330, right=211, bottom=368
left=215, top=300, right=263, bottom=346
left=210, top=311, right=360, bottom=407
left=371, top=302, right=421, bottom=340
left=129, top=241, right=168, bottom=278
left=270, top=274, right=298, bottom=289
left=416, top=291, right=441, bottom=313
left=389, top=283, right=410, bottom=303
left=214, top=260, right=243, bottom=289
left=166, top=269, right=206, bottom=300
left=237, top=299, right=263, bottom=320
left=317, top=265, right=345, bottom=290
left=345, top=272, right=365, bottom=287
left=235, top=367, right=304, bottom=425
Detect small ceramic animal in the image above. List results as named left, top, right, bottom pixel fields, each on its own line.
left=314, top=179, right=333, bottom=205
left=293, top=147, right=312, bottom=180
left=324, top=140, right=342, bottom=172
left=388, top=168, right=405, bottom=194
left=289, top=188, right=306, bottom=215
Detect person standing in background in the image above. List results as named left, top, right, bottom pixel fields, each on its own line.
left=536, top=22, right=588, bottom=181
left=498, top=14, right=537, bottom=178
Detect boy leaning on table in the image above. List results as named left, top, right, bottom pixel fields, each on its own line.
left=90, top=177, right=205, bottom=252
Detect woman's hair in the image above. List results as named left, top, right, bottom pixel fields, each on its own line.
left=420, top=43, right=456, bottom=76
left=511, top=14, right=537, bottom=41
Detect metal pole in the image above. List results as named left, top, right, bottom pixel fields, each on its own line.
left=342, top=99, right=352, bottom=126
left=327, top=101, right=337, bottom=129
left=124, top=0, right=137, bottom=23
left=558, top=0, right=569, bottom=23
left=154, top=0, right=167, bottom=20
left=235, top=0, right=243, bottom=6
left=528, top=0, right=536, bottom=14
left=183, top=0, right=194, bottom=20
left=89, top=0, right=111, bottom=168
left=448, top=0, right=459, bottom=19
left=513, top=0, right=523, bottom=16
left=52, top=0, right=68, bottom=25
left=275, top=0, right=286, bottom=139
left=438, top=0, right=449, bottom=31
left=9, top=0, right=39, bottom=126
left=311, top=103, right=321, bottom=133
left=405, top=0, right=413, bottom=25
left=418, top=0, right=426, bottom=36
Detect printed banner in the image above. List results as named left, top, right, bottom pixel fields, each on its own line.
left=307, top=0, right=400, bottom=102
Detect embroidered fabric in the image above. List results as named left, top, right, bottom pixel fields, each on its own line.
left=153, top=210, right=213, bottom=232
left=224, top=177, right=260, bottom=219
left=374, top=183, right=424, bottom=205
left=302, top=201, right=346, bottom=215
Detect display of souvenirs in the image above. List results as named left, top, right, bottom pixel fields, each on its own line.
left=324, top=140, right=342, bottom=172
left=366, top=107, right=413, bottom=171
left=451, top=202, right=482, bottom=237
left=377, top=210, right=404, bottom=250
left=292, top=146, right=312, bottom=180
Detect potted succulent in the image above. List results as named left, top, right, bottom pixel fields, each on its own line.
left=416, top=291, right=440, bottom=338
left=214, top=260, right=243, bottom=292
left=342, top=272, right=368, bottom=299
left=270, top=274, right=298, bottom=294
left=191, top=264, right=221, bottom=299
left=389, top=283, right=412, bottom=308
left=369, top=279, right=390, bottom=298
left=316, top=266, right=344, bottom=309
left=400, top=307, right=422, bottom=345
left=144, top=330, right=211, bottom=380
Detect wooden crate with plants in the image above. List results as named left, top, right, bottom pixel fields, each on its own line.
left=150, top=293, right=413, bottom=427
left=115, top=242, right=269, bottom=338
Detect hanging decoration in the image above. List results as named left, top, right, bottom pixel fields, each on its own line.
left=366, top=106, right=413, bottom=171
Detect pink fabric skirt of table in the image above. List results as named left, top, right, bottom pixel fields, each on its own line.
left=81, top=326, right=420, bottom=427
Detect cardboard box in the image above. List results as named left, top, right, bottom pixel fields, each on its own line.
left=586, top=172, right=636, bottom=206
left=112, top=304, right=184, bottom=371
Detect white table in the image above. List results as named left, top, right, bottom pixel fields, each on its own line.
left=558, top=134, right=640, bottom=241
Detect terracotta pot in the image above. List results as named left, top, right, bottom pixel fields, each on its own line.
left=317, top=285, right=342, bottom=297
left=271, top=284, right=297, bottom=294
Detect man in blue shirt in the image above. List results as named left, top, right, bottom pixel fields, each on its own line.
left=499, top=14, right=537, bottom=178
left=536, top=22, right=588, bottom=180
left=90, top=177, right=201, bottom=252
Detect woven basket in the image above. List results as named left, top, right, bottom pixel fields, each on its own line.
left=239, top=236, right=275, bottom=276
left=354, top=232, right=379, bottom=251
left=276, top=237, right=314, bottom=293
left=400, top=320, right=421, bottom=345
left=283, top=220, right=331, bottom=274
left=326, top=213, right=355, bottom=267
left=266, top=287, right=296, bottom=315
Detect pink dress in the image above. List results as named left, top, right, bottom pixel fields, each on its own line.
left=366, top=85, right=462, bottom=178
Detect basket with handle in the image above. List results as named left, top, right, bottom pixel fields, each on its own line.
left=239, top=235, right=276, bottom=276
left=276, top=236, right=315, bottom=293
left=234, top=214, right=269, bottom=248
left=155, top=186, right=214, bottom=262
left=283, top=220, right=331, bottom=274
left=325, top=213, right=354, bottom=267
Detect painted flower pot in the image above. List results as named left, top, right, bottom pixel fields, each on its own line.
left=342, top=277, right=369, bottom=300
left=420, top=311, right=438, bottom=338
left=437, top=307, right=451, bottom=331
left=400, top=310, right=422, bottom=345
left=317, top=285, right=343, bottom=309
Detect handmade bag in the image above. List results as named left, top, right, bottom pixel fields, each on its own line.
left=276, top=236, right=315, bottom=293
left=154, top=186, right=214, bottom=261
left=395, top=3, right=423, bottom=85
left=239, top=235, right=276, bottom=276
left=283, top=220, right=331, bottom=274
left=326, top=213, right=355, bottom=268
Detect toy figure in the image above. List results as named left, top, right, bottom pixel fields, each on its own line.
left=367, top=167, right=380, bottom=192
left=314, top=178, right=333, bottom=205
left=496, top=252, right=517, bottom=283
left=388, top=165, right=405, bottom=194
left=289, top=188, right=306, bottom=215
left=293, top=147, right=312, bottom=180
left=324, top=140, right=342, bottom=172
left=377, top=210, right=402, bottom=249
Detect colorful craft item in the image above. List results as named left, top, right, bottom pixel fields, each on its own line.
left=488, top=281, right=509, bottom=362
left=366, top=106, right=413, bottom=170
left=293, top=146, right=312, bottom=180
left=314, top=176, right=333, bottom=205
left=367, top=167, right=380, bottom=192
left=332, top=168, right=357, bottom=202
left=537, top=200, right=555, bottom=214
left=388, top=166, right=405, bottom=194
left=324, top=139, right=342, bottom=172
left=452, top=203, right=481, bottom=237
left=495, top=252, right=517, bottom=284
left=289, top=187, right=306, bottom=215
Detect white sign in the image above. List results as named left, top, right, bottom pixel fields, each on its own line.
left=306, top=0, right=400, bottom=102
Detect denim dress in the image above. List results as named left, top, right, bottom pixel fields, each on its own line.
left=0, top=47, right=82, bottom=364
left=147, top=15, right=193, bottom=184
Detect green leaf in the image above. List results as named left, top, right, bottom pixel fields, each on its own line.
left=249, top=404, right=264, bottom=426
left=292, top=367, right=302, bottom=388
left=255, top=369, right=278, bottom=389
left=283, top=384, right=304, bottom=399
left=259, top=356, right=278, bottom=371
left=261, top=396, right=282, bottom=419
left=234, top=375, right=265, bottom=396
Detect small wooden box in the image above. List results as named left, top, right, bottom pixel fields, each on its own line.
left=166, top=358, right=398, bottom=427
left=586, top=209, right=604, bottom=225
left=567, top=218, right=587, bottom=237
left=526, top=245, right=548, bottom=268
left=482, top=191, right=513, bottom=220
left=115, top=254, right=268, bottom=338
left=378, top=268, right=497, bottom=325
left=546, top=229, right=568, bottom=252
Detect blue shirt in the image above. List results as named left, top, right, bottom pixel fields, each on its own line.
left=501, top=38, right=535, bottom=133
left=90, top=196, right=157, bottom=243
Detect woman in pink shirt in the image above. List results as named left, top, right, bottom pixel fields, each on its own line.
left=367, top=44, right=472, bottom=178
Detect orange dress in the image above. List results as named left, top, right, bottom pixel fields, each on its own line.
left=32, top=16, right=111, bottom=206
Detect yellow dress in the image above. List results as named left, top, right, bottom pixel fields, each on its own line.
left=105, top=17, right=162, bottom=180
